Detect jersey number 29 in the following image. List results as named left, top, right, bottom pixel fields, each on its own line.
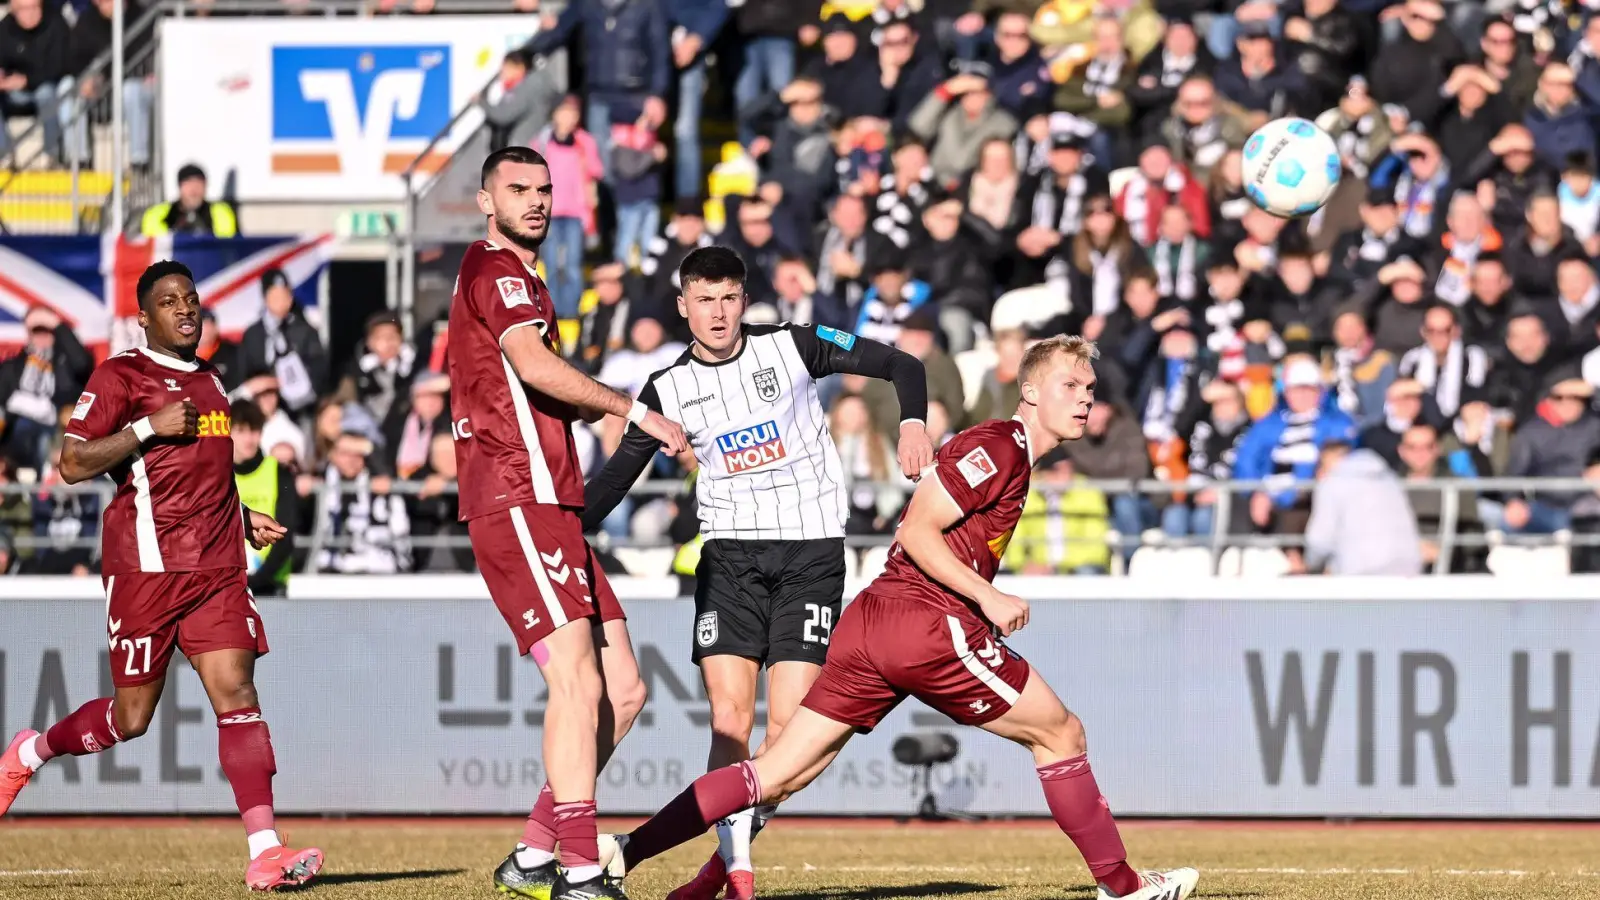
left=803, top=603, right=833, bottom=644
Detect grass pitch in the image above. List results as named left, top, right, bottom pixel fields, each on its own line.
left=1, top=817, right=1597, bottom=899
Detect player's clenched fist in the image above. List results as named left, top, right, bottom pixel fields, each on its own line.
left=897, top=421, right=934, bottom=480
left=150, top=399, right=199, bottom=438
left=641, top=410, right=689, bottom=455
left=979, top=589, right=1030, bottom=637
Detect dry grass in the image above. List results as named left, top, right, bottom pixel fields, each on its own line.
left=1, top=817, right=1597, bottom=898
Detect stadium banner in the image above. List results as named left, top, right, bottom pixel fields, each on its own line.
left=3, top=575, right=1598, bottom=818
left=0, top=234, right=333, bottom=358
left=159, top=17, right=541, bottom=202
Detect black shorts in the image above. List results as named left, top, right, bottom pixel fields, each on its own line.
left=692, top=538, right=845, bottom=667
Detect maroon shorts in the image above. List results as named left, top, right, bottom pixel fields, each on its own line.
left=468, top=504, right=624, bottom=655
left=801, top=590, right=1031, bottom=731
left=102, top=568, right=268, bottom=688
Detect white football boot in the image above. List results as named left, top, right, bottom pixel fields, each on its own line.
left=1096, top=867, right=1200, bottom=900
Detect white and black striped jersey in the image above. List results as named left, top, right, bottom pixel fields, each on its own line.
left=584, top=323, right=927, bottom=542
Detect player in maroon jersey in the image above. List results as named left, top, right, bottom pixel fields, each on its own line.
left=450, top=146, right=688, bottom=900
left=0, top=261, right=324, bottom=892
left=598, top=336, right=1201, bottom=900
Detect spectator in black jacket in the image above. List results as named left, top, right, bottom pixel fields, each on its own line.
left=985, top=11, right=1050, bottom=121
left=1127, top=17, right=1213, bottom=140
left=1282, top=0, right=1366, bottom=113
left=1368, top=0, right=1466, bottom=125
left=1503, top=191, right=1586, bottom=303
left=877, top=18, right=945, bottom=132
left=336, top=312, right=417, bottom=432
left=909, top=190, right=995, bottom=351
left=1215, top=19, right=1312, bottom=124
left=239, top=268, right=330, bottom=419
left=1488, top=307, right=1565, bottom=429
left=731, top=0, right=819, bottom=145
left=0, top=0, right=68, bottom=162
left=0, top=307, right=92, bottom=471
left=1462, top=124, right=1559, bottom=240
left=801, top=15, right=887, bottom=122
left=523, top=0, right=671, bottom=179
left=744, top=76, right=838, bottom=217
left=639, top=197, right=713, bottom=329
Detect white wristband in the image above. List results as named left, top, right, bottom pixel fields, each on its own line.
left=131, top=417, right=155, bottom=443
left=627, top=400, right=649, bottom=426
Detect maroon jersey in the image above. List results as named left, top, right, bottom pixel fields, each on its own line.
left=873, top=418, right=1034, bottom=619
left=63, top=347, right=245, bottom=575
left=447, top=240, right=584, bottom=520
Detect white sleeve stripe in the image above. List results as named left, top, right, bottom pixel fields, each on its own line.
left=63, top=433, right=87, bottom=441
left=497, top=319, right=547, bottom=347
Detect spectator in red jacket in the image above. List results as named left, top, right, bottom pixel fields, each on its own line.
left=1115, top=137, right=1212, bottom=248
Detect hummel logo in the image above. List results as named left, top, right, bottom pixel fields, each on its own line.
left=975, top=639, right=1003, bottom=669
left=541, top=548, right=571, bottom=584
left=522, top=610, right=542, bottom=630
left=108, top=617, right=121, bottom=633
left=969, top=699, right=991, bottom=715
left=164, top=378, right=181, bottom=392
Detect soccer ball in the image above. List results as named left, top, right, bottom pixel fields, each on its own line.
left=1240, top=117, right=1342, bottom=218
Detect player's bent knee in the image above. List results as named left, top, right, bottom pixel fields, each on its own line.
left=611, top=676, right=648, bottom=725
left=709, top=698, right=756, bottom=743
left=1046, top=711, right=1088, bottom=759
left=114, top=704, right=156, bottom=740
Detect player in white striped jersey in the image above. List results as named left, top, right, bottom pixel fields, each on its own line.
left=583, top=246, right=933, bottom=900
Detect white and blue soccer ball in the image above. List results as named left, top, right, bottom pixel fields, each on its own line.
left=1240, top=117, right=1342, bottom=219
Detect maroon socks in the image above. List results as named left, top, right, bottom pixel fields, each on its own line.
left=624, top=760, right=762, bottom=870
left=1038, top=754, right=1140, bottom=896
left=42, top=697, right=121, bottom=757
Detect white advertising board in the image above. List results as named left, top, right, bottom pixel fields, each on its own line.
left=2, top=576, right=1598, bottom=817
left=159, top=17, right=540, bottom=202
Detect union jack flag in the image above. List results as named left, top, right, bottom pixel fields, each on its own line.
left=0, top=233, right=335, bottom=359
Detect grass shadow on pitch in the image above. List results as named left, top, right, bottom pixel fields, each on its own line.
left=311, top=868, right=469, bottom=886
left=766, top=881, right=1005, bottom=899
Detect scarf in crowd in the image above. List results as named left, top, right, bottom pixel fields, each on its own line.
left=1331, top=112, right=1384, bottom=178
left=1270, top=408, right=1322, bottom=476
left=5, top=348, right=56, bottom=425
left=1330, top=342, right=1372, bottom=416
left=1152, top=236, right=1199, bottom=301
left=1030, top=172, right=1088, bottom=235
left=815, top=226, right=868, bottom=308
left=1083, top=55, right=1124, bottom=100
left=968, top=172, right=1018, bottom=231
left=1179, top=117, right=1229, bottom=174
left=322, top=468, right=410, bottom=574
left=395, top=412, right=434, bottom=479
left=1401, top=341, right=1486, bottom=418
left=1395, top=163, right=1451, bottom=238
left=1142, top=355, right=1195, bottom=441
left=1357, top=225, right=1400, bottom=264
left=358, top=344, right=417, bottom=424
left=873, top=172, right=931, bottom=249
left=1160, top=52, right=1196, bottom=87
left=1089, top=248, right=1122, bottom=317
left=1435, top=229, right=1501, bottom=306
left=1120, top=167, right=1188, bottom=246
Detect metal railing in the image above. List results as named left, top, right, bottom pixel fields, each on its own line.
left=4, top=476, right=1597, bottom=577
left=0, top=4, right=165, bottom=234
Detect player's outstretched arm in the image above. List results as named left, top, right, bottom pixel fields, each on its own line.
left=582, top=381, right=669, bottom=531
left=790, top=325, right=932, bottom=476
left=60, top=399, right=197, bottom=484
left=502, top=326, right=688, bottom=454
left=897, top=476, right=1029, bottom=635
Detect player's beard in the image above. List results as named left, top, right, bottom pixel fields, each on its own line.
left=495, top=212, right=547, bottom=252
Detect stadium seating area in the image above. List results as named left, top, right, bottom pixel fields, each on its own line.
left=6, top=0, right=1600, bottom=581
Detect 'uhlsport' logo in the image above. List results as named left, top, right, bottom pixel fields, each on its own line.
left=716, top=421, right=786, bottom=474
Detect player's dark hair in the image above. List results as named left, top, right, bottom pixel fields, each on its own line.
left=481, top=146, right=549, bottom=188
left=230, top=399, right=267, bottom=432
left=136, top=260, right=195, bottom=312
left=679, top=246, right=748, bottom=289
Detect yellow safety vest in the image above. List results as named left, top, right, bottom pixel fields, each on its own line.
left=139, top=201, right=239, bottom=238
left=236, top=456, right=289, bottom=585
left=671, top=469, right=703, bottom=576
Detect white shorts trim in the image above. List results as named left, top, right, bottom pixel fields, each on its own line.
left=946, top=615, right=1020, bottom=705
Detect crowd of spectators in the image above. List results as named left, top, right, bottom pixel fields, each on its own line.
left=11, top=0, right=1600, bottom=579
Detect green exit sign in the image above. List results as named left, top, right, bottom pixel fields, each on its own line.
left=338, top=210, right=401, bottom=238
